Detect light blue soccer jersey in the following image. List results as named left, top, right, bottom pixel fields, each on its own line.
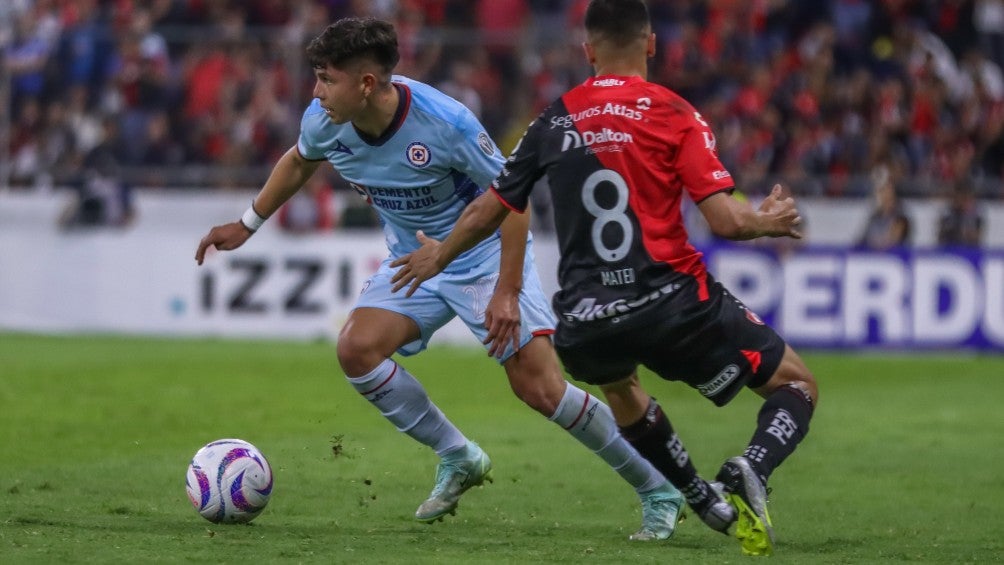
left=297, top=76, right=509, bottom=272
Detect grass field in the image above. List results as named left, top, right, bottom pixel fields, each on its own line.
left=1, top=333, right=1002, bottom=564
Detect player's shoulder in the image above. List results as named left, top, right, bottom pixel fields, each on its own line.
left=638, top=81, right=700, bottom=119
left=301, top=99, right=330, bottom=125
left=303, top=98, right=325, bottom=116
left=300, top=99, right=345, bottom=134
left=301, top=100, right=333, bottom=130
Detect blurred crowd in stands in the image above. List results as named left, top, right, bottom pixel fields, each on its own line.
left=2, top=0, right=1001, bottom=242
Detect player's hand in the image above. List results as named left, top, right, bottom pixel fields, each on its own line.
left=195, top=222, right=253, bottom=265
left=758, top=184, right=803, bottom=239
left=483, top=287, right=521, bottom=359
left=390, top=231, right=443, bottom=296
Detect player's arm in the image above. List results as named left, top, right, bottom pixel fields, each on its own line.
left=484, top=197, right=531, bottom=356
left=391, top=191, right=511, bottom=294
left=196, top=147, right=321, bottom=264
left=697, top=184, right=802, bottom=240
left=676, top=108, right=802, bottom=241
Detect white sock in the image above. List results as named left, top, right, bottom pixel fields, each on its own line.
left=549, top=383, right=666, bottom=493
left=347, top=359, right=466, bottom=456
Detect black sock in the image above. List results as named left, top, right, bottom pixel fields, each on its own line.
left=743, top=383, right=814, bottom=485
left=620, top=399, right=715, bottom=510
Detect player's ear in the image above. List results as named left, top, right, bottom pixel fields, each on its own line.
left=360, top=72, right=376, bottom=97
left=582, top=41, right=596, bottom=66
left=647, top=33, right=656, bottom=57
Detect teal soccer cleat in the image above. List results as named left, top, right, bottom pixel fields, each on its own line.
left=415, top=441, right=493, bottom=523
left=628, top=482, right=686, bottom=541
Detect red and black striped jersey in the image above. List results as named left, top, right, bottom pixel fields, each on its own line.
left=491, top=75, right=735, bottom=330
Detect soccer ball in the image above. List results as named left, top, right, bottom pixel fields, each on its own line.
left=185, top=438, right=273, bottom=523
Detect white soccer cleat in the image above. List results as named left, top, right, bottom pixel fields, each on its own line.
left=698, top=480, right=738, bottom=533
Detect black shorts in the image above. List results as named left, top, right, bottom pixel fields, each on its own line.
left=554, top=279, right=785, bottom=407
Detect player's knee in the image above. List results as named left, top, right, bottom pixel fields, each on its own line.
left=503, top=337, right=566, bottom=416
left=773, top=361, right=817, bottom=406
left=511, top=384, right=559, bottom=416
left=778, top=347, right=818, bottom=404
left=788, top=375, right=817, bottom=406
left=507, top=369, right=564, bottom=416
left=336, top=330, right=383, bottom=377
left=758, top=353, right=818, bottom=405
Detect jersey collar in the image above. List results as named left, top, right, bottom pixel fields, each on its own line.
left=354, top=82, right=411, bottom=147
left=585, top=74, right=646, bottom=87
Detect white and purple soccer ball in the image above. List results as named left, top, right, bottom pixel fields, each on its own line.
left=185, top=438, right=273, bottom=524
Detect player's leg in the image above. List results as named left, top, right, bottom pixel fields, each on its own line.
left=338, top=307, right=469, bottom=458
left=554, top=319, right=736, bottom=535
left=502, top=336, right=685, bottom=541
left=600, top=373, right=737, bottom=534
left=341, top=267, right=490, bottom=523
left=674, top=281, right=815, bottom=555
left=739, top=344, right=817, bottom=488
left=446, top=246, right=684, bottom=540
left=631, top=281, right=780, bottom=554
left=713, top=343, right=815, bottom=553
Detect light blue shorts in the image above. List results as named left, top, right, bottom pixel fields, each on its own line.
left=353, top=241, right=556, bottom=363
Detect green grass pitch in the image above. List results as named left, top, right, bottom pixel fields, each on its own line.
left=1, top=333, right=1002, bottom=564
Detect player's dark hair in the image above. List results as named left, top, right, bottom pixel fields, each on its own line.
left=584, top=0, right=650, bottom=46
left=306, top=17, right=400, bottom=75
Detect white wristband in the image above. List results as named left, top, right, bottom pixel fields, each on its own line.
left=240, top=203, right=267, bottom=233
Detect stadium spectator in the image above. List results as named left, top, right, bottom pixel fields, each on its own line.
left=65, top=84, right=103, bottom=157
left=7, top=97, right=42, bottom=186
left=392, top=0, right=442, bottom=81
left=975, top=0, right=1004, bottom=69
left=393, top=0, right=819, bottom=556
left=136, top=110, right=186, bottom=185
left=435, top=59, right=482, bottom=118
left=195, top=16, right=687, bottom=541
left=55, top=0, right=109, bottom=93
left=3, top=0, right=1004, bottom=199
left=5, top=8, right=54, bottom=113
left=857, top=171, right=912, bottom=250
left=938, top=186, right=984, bottom=246
left=35, top=99, right=77, bottom=190
left=58, top=116, right=135, bottom=230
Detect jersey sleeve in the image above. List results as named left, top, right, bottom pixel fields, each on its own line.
left=490, top=117, right=546, bottom=212
left=450, top=109, right=506, bottom=189
left=296, top=100, right=328, bottom=161
left=674, top=109, right=735, bottom=203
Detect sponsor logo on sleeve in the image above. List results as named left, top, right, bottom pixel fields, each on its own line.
left=702, top=131, right=717, bottom=152
left=477, top=131, right=495, bottom=156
